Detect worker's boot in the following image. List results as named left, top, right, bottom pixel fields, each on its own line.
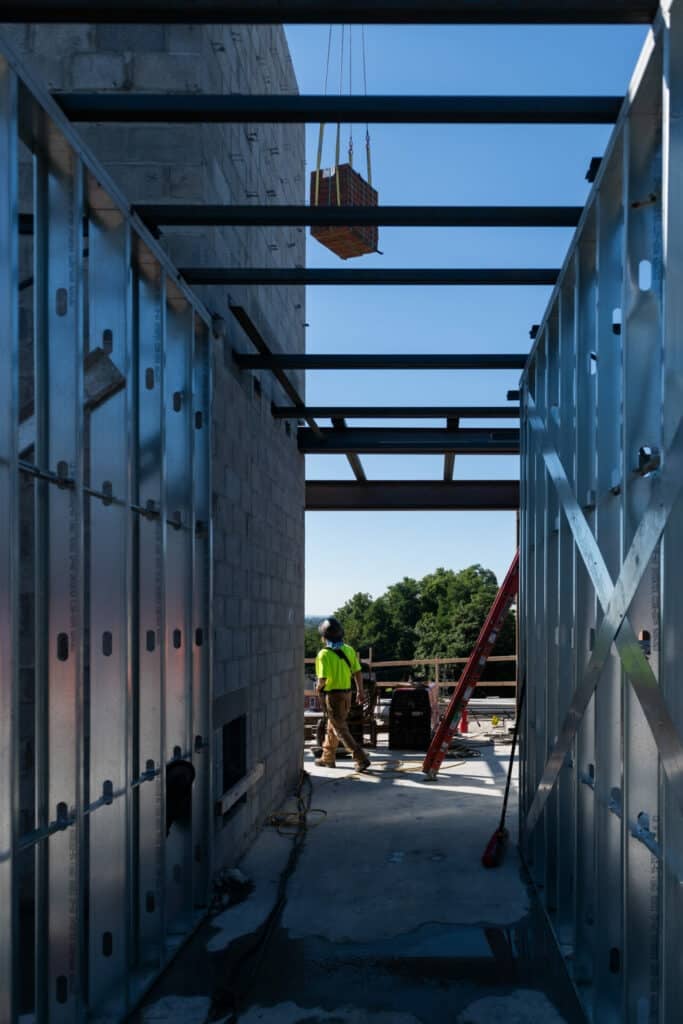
left=314, top=757, right=337, bottom=768
left=354, top=753, right=371, bottom=773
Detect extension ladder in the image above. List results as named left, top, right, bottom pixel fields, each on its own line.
left=422, top=550, right=519, bottom=778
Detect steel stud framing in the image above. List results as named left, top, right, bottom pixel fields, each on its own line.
left=519, top=6, right=683, bottom=1021
left=0, top=44, right=213, bottom=1020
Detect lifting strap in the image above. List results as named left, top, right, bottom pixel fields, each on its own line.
left=312, top=23, right=372, bottom=206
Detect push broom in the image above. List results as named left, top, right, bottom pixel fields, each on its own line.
left=481, top=676, right=526, bottom=869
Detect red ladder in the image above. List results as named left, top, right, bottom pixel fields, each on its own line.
left=422, top=550, right=519, bottom=778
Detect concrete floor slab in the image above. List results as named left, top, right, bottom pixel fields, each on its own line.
left=132, top=742, right=585, bottom=1024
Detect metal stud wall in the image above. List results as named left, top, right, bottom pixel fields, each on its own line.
left=0, top=43, right=213, bottom=1021
left=520, top=3, right=683, bottom=1020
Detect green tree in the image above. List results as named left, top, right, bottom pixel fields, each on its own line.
left=415, top=564, right=515, bottom=662
left=305, top=563, right=515, bottom=671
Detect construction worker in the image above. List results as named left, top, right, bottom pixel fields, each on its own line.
left=315, top=617, right=371, bottom=772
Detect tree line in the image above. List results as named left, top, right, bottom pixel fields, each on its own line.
left=306, top=564, right=515, bottom=680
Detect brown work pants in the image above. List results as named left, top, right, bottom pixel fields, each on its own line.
left=321, top=690, right=365, bottom=764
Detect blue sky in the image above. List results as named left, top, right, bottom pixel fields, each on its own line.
left=284, top=22, right=647, bottom=614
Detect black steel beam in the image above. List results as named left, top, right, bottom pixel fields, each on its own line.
left=443, top=417, right=459, bottom=482
left=56, top=94, right=622, bottom=125
left=237, top=353, right=527, bottom=371
left=0, top=2, right=658, bottom=24
left=330, top=417, right=367, bottom=482
left=228, top=304, right=323, bottom=437
left=272, top=404, right=519, bottom=419
left=135, top=204, right=583, bottom=228
left=184, top=268, right=559, bottom=287
left=299, top=427, right=520, bottom=454
left=306, top=480, right=520, bottom=512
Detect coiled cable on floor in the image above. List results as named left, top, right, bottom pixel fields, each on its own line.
left=267, top=771, right=327, bottom=836
left=208, top=769, right=320, bottom=1022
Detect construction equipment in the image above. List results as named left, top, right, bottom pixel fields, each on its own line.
left=422, top=550, right=519, bottom=778
left=481, top=676, right=526, bottom=868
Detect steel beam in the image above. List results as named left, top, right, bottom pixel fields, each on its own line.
left=229, top=305, right=322, bottom=436
left=57, top=94, right=623, bottom=125
left=272, top=404, right=520, bottom=419
left=299, top=426, right=520, bottom=454
left=237, top=353, right=528, bottom=370
left=186, top=267, right=558, bottom=287
left=135, top=204, right=584, bottom=228
left=0, top=2, right=659, bottom=24
left=305, top=480, right=520, bottom=511
left=331, top=417, right=366, bottom=481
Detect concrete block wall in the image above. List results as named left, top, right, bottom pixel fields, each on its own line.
left=5, top=22, right=306, bottom=870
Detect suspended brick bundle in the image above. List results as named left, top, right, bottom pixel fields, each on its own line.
left=310, top=162, right=378, bottom=260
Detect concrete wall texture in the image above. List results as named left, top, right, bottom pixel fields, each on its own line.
left=6, top=22, right=306, bottom=871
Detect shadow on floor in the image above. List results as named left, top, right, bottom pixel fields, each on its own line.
left=130, top=744, right=586, bottom=1024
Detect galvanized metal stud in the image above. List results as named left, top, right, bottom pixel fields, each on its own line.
left=0, top=54, right=19, bottom=1024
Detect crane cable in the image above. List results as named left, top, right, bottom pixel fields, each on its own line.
left=313, top=26, right=372, bottom=206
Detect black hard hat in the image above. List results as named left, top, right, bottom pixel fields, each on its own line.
left=318, top=617, right=344, bottom=642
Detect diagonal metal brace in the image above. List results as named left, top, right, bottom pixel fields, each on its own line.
left=525, top=405, right=683, bottom=832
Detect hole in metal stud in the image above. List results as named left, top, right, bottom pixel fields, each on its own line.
left=195, top=410, right=203, bottom=429
left=612, top=307, right=622, bottom=334
left=195, top=628, right=203, bottom=647
left=145, top=891, right=155, bottom=913
left=102, top=932, right=113, bottom=957
left=57, top=633, right=69, bottom=661
left=609, top=947, right=621, bottom=973
left=56, top=288, right=67, bottom=316
left=173, top=391, right=182, bottom=412
left=173, top=629, right=182, bottom=649
left=145, top=367, right=155, bottom=390
left=638, top=259, right=652, bottom=291
left=102, top=329, right=113, bottom=354
left=146, top=630, right=156, bottom=653
left=102, top=631, right=113, bottom=656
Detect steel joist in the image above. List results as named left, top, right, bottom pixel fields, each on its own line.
left=134, top=204, right=584, bottom=228
left=56, top=93, right=624, bottom=125
left=519, top=4, right=683, bottom=1020
left=305, top=480, right=520, bottom=511
left=0, top=45, right=213, bottom=1022
left=0, top=1, right=660, bottom=25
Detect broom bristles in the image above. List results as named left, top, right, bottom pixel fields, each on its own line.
left=481, top=827, right=509, bottom=868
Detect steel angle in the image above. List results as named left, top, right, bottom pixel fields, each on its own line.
left=526, top=406, right=683, bottom=831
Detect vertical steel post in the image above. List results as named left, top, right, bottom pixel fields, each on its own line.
left=85, top=182, right=133, bottom=1017
left=660, top=3, right=683, bottom=1020
left=0, top=54, right=19, bottom=1024
left=555, top=262, right=578, bottom=951
left=34, top=122, right=85, bottom=1021
left=592, top=132, right=626, bottom=1024
left=135, top=263, right=166, bottom=970
left=573, top=218, right=599, bottom=994
left=191, top=317, right=212, bottom=910
left=164, top=287, right=194, bottom=938
left=620, top=45, right=663, bottom=1023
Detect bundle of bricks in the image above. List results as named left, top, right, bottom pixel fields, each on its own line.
left=310, top=163, right=378, bottom=259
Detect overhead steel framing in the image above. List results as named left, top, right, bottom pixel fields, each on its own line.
left=56, top=93, right=623, bottom=125
left=298, top=426, right=520, bottom=454
left=306, top=480, right=519, bottom=511
left=0, top=1, right=660, bottom=24
left=272, top=405, right=520, bottom=419
left=135, top=205, right=584, bottom=229
left=237, top=353, right=527, bottom=370
left=0, top=40, right=213, bottom=1022
left=519, top=3, right=683, bottom=1020
left=183, top=267, right=559, bottom=286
